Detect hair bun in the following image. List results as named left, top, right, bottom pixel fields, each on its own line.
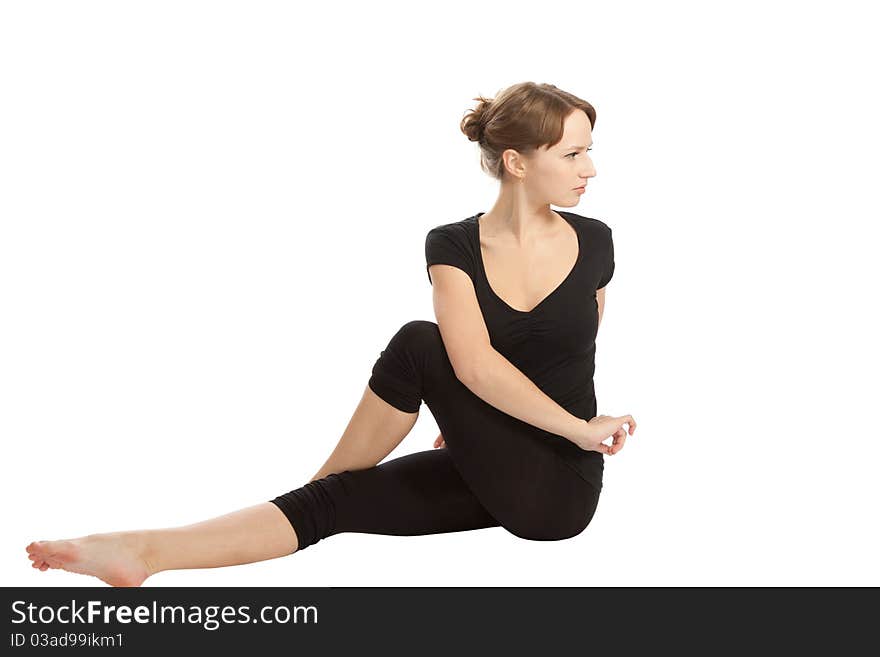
left=461, top=95, right=492, bottom=144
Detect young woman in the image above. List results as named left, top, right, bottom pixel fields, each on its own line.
left=26, top=81, right=636, bottom=586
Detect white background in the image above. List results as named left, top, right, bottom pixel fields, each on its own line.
left=2, top=0, right=878, bottom=587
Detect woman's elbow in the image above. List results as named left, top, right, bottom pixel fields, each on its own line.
left=451, top=347, right=489, bottom=386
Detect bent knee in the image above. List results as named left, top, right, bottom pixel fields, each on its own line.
left=395, top=319, right=441, bottom=344
left=391, top=320, right=448, bottom=366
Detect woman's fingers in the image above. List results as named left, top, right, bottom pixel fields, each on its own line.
left=609, top=428, right=627, bottom=454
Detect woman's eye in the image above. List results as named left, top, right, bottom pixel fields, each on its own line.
left=568, top=148, right=592, bottom=158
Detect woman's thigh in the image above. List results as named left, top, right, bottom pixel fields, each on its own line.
left=368, top=320, right=601, bottom=541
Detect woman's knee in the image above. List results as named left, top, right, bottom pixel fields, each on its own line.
left=368, top=320, right=447, bottom=413
left=380, top=320, right=443, bottom=359
left=394, top=320, right=442, bottom=348
left=378, top=319, right=450, bottom=375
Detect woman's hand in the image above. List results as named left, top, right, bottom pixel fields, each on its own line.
left=571, top=414, right=636, bottom=455
left=433, top=433, right=446, bottom=449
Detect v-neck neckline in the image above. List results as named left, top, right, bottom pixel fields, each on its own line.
left=473, top=210, right=582, bottom=315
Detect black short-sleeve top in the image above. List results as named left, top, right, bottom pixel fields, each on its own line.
left=424, top=210, right=615, bottom=489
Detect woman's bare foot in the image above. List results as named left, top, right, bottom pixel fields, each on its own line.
left=26, top=531, right=154, bottom=587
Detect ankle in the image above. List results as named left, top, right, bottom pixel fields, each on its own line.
left=126, top=530, right=162, bottom=576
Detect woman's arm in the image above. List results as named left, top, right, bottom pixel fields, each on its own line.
left=597, top=286, right=606, bottom=329
left=459, top=348, right=586, bottom=443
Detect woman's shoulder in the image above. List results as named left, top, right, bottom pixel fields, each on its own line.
left=425, top=215, right=478, bottom=253
left=424, top=215, right=479, bottom=283
left=427, top=214, right=478, bottom=238
left=558, top=210, right=612, bottom=235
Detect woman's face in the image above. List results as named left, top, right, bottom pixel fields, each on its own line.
left=505, top=108, right=596, bottom=207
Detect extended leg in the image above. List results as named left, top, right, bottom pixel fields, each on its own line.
left=25, top=445, right=501, bottom=585
left=26, top=501, right=300, bottom=587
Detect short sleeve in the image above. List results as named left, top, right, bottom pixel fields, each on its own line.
left=596, top=226, right=615, bottom=289
left=425, top=225, right=475, bottom=285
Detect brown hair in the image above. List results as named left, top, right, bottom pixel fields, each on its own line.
left=460, top=82, right=596, bottom=182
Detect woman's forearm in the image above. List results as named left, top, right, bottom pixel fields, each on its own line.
left=460, top=347, right=584, bottom=443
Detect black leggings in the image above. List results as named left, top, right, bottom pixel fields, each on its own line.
left=269, top=320, right=601, bottom=552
